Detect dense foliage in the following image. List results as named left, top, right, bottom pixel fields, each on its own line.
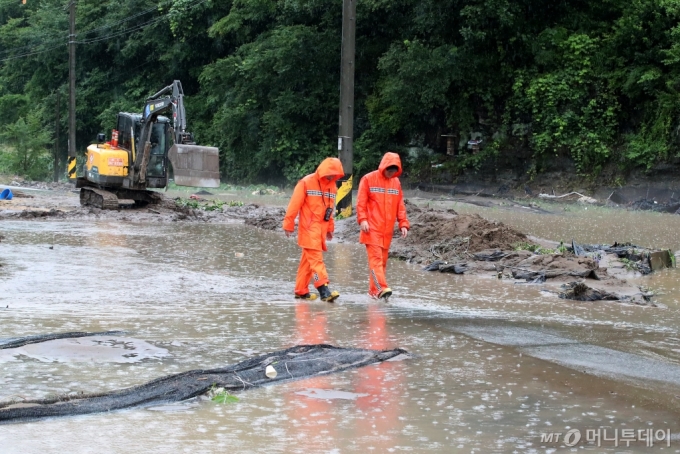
left=1, top=0, right=680, bottom=183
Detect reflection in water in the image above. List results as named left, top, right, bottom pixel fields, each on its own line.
left=354, top=305, right=403, bottom=451
left=287, top=303, right=336, bottom=452
left=293, top=303, right=328, bottom=346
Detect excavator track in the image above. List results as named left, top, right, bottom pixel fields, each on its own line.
left=80, top=187, right=122, bottom=210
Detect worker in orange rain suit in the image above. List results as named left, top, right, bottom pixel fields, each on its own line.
left=356, top=152, right=410, bottom=299
left=283, top=157, right=344, bottom=302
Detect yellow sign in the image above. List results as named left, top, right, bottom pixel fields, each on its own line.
left=335, top=175, right=353, bottom=217
left=67, top=157, right=77, bottom=179
left=336, top=175, right=353, bottom=202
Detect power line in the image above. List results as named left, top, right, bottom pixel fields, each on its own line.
left=76, top=15, right=166, bottom=44
left=0, top=33, right=65, bottom=56
left=0, top=0, right=211, bottom=62
left=0, top=42, right=64, bottom=62
left=77, top=5, right=158, bottom=37
left=0, top=3, right=157, bottom=56
left=76, top=0, right=211, bottom=44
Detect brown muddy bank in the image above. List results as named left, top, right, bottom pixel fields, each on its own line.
left=0, top=188, right=285, bottom=225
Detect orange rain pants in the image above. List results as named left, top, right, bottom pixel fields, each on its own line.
left=366, top=244, right=390, bottom=297
left=295, top=248, right=330, bottom=296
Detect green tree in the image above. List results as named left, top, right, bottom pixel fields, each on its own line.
left=0, top=111, right=52, bottom=180
left=510, top=32, right=618, bottom=174
left=200, top=19, right=339, bottom=181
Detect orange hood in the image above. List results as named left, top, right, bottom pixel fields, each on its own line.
left=378, top=152, right=402, bottom=178
left=315, top=157, right=345, bottom=185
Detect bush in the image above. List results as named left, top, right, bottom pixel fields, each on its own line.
left=0, top=113, right=52, bottom=181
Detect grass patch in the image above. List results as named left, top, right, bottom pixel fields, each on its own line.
left=165, top=181, right=285, bottom=194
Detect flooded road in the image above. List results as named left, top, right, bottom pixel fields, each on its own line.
left=1, top=205, right=679, bottom=453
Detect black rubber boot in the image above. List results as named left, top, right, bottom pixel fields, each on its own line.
left=317, top=284, right=340, bottom=302
left=378, top=287, right=393, bottom=299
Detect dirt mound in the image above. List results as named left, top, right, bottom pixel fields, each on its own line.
left=389, top=203, right=527, bottom=264
left=16, top=209, right=68, bottom=219
left=244, top=208, right=286, bottom=230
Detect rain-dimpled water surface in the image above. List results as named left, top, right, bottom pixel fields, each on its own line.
left=0, top=205, right=679, bottom=453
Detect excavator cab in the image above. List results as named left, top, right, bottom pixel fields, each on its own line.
left=115, top=113, right=171, bottom=187
left=147, top=124, right=168, bottom=179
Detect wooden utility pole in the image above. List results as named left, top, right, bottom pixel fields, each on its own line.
left=54, top=90, right=60, bottom=182
left=67, top=0, right=77, bottom=180
left=335, top=0, right=356, bottom=217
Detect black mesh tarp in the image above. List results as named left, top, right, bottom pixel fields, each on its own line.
left=0, top=331, right=125, bottom=349
left=0, top=343, right=407, bottom=424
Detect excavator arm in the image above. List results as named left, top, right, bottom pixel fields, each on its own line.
left=128, top=81, right=220, bottom=188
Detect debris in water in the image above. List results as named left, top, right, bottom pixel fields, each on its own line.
left=558, top=282, right=619, bottom=301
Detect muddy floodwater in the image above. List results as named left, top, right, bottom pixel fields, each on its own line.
left=1, top=200, right=680, bottom=453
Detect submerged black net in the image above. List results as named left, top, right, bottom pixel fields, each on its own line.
left=0, top=344, right=408, bottom=424
left=0, top=331, right=125, bottom=349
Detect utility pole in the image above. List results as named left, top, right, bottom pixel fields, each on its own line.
left=67, top=0, right=77, bottom=181
left=54, top=90, right=60, bottom=182
left=336, top=0, right=356, bottom=217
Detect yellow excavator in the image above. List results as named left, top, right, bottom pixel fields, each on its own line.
left=72, top=80, right=220, bottom=209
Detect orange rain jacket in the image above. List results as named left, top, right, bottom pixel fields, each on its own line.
left=283, top=158, right=345, bottom=251
left=356, top=152, right=410, bottom=249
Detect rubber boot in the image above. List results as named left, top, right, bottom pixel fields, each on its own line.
left=294, top=293, right=318, bottom=300
left=378, top=287, right=392, bottom=299
left=317, top=284, right=339, bottom=302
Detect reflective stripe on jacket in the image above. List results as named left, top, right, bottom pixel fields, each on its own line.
left=356, top=152, right=410, bottom=248
left=283, top=158, right=345, bottom=251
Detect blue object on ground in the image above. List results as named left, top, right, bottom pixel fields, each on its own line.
left=0, top=188, right=13, bottom=200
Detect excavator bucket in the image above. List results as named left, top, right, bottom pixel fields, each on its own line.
left=168, top=144, right=220, bottom=188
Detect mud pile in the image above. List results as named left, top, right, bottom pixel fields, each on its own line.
left=344, top=203, right=661, bottom=305
left=399, top=208, right=662, bottom=304
left=244, top=207, right=286, bottom=230
left=385, top=202, right=528, bottom=264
